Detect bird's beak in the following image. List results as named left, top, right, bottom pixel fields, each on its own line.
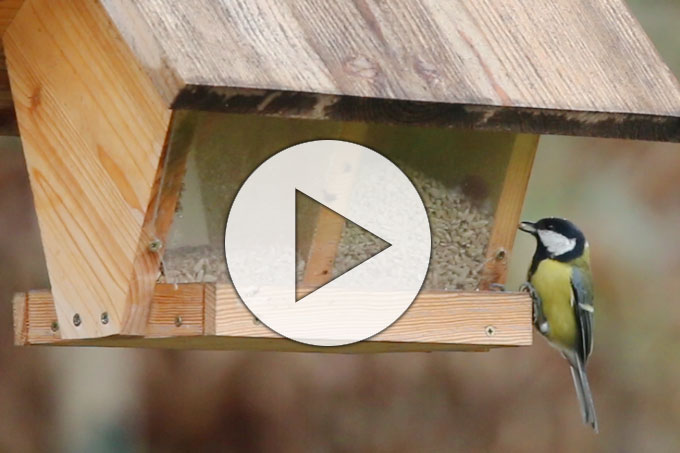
left=518, top=221, right=537, bottom=234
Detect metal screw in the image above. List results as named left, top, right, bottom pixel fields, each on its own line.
left=148, top=238, right=163, bottom=253
left=495, top=248, right=506, bottom=261
left=253, top=317, right=261, bottom=325
left=174, top=315, right=183, bottom=327
left=485, top=325, right=496, bottom=336
left=100, top=312, right=109, bottom=325
left=73, top=313, right=82, bottom=327
left=50, top=321, right=59, bottom=332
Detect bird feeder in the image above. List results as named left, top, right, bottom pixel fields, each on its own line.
left=5, top=0, right=680, bottom=351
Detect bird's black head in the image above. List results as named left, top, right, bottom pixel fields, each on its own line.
left=518, top=217, right=587, bottom=262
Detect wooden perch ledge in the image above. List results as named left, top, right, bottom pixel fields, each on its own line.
left=13, top=284, right=531, bottom=352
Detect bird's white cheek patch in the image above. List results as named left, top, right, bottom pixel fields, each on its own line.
left=537, top=230, right=576, bottom=256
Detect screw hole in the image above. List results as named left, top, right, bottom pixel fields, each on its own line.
left=174, top=316, right=183, bottom=327
left=73, top=313, right=82, bottom=327
left=495, top=249, right=506, bottom=261
left=485, top=325, right=496, bottom=336
left=100, top=312, right=109, bottom=325
left=50, top=321, right=59, bottom=332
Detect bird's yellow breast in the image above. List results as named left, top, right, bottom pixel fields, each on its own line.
left=531, top=259, right=577, bottom=349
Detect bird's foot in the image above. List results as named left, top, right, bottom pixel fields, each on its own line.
left=520, top=281, right=548, bottom=332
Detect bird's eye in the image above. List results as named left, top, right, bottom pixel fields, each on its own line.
left=548, top=225, right=554, bottom=230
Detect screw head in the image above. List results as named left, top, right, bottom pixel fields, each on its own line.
left=100, top=312, right=109, bottom=324
left=495, top=249, right=506, bottom=261
left=485, top=325, right=496, bottom=336
left=50, top=321, right=59, bottom=332
left=174, top=315, right=183, bottom=327
left=148, top=239, right=163, bottom=253
left=73, top=313, right=82, bottom=327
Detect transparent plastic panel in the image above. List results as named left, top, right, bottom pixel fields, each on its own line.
left=161, top=112, right=515, bottom=291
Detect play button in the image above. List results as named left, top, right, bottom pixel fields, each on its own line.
left=225, top=140, right=431, bottom=346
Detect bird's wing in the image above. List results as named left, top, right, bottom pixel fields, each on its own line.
left=570, top=267, right=594, bottom=362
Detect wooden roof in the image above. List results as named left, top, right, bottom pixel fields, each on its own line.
left=5, top=0, right=680, bottom=140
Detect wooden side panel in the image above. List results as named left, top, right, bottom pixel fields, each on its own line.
left=17, top=284, right=532, bottom=351
left=479, top=134, right=539, bottom=289
left=4, top=0, right=172, bottom=338
left=99, top=0, right=183, bottom=105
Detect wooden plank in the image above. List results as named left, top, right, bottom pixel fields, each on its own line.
left=203, top=283, right=216, bottom=336
left=302, top=206, right=346, bottom=288
left=12, top=292, right=28, bottom=346
left=18, top=285, right=204, bottom=344
left=101, top=0, right=680, bottom=141
left=212, top=285, right=530, bottom=347
left=144, top=283, right=204, bottom=337
left=301, top=122, right=367, bottom=288
left=4, top=0, right=172, bottom=338
left=15, top=284, right=532, bottom=351
left=479, top=134, right=539, bottom=289
left=121, top=111, right=194, bottom=334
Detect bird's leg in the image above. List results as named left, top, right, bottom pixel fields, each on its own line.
left=520, top=281, right=549, bottom=334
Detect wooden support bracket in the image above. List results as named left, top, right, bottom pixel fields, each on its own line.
left=479, top=134, right=539, bottom=289
left=4, top=0, right=174, bottom=338
left=13, top=284, right=532, bottom=352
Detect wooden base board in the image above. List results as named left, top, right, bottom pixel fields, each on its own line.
left=13, top=284, right=531, bottom=352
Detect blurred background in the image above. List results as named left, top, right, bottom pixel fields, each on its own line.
left=2, top=1, right=680, bottom=451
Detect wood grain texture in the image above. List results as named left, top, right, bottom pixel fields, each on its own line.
left=479, top=134, right=539, bottom=289
left=301, top=123, right=367, bottom=288
left=121, top=111, right=194, bottom=335
left=5, top=0, right=172, bottom=338
left=212, top=285, right=531, bottom=348
left=16, top=284, right=532, bottom=351
left=0, top=0, right=24, bottom=36
left=302, top=206, right=346, bottom=288
left=12, top=292, right=27, bottom=346
left=145, top=283, right=204, bottom=337
left=18, top=285, right=204, bottom=344
left=101, top=0, right=680, bottom=141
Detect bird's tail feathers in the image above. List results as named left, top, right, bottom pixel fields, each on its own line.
left=570, top=358, right=598, bottom=433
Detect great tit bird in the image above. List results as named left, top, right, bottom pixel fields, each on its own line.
left=519, top=218, right=598, bottom=432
